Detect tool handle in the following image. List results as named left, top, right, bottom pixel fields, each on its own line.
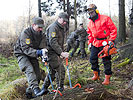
left=66, top=58, right=68, bottom=66
left=98, top=50, right=107, bottom=58
left=46, top=65, right=54, bottom=90
left=67, top=65, right=72, bottom=88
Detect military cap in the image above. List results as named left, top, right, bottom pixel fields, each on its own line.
left=79, top=23, right=83, bottom=26
left=59, top=12, right=69, bottom=22
left=32, top=17, right=44, bottom=27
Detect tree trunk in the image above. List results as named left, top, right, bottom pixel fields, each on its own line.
left=118, top=0, right=126, bottom=43
left=74, top=0, right=77, bottom=30
left=118, top=9, right=133, bottom=61
left=28, top=0, right=31, bottom=26
left=63, top=0, right=66, bottom=12
left=38, top=0, right=42, bottom=17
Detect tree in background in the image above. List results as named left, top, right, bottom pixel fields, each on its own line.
left=39, top=0, right=87, bottom=30
left=118, top=0, right=133, bottom=61
left=126, top=0, right=133, bottom=61
left=118, top=0, right=126, bottom=43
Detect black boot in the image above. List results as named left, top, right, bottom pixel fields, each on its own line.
left=58, top=86, right=64, bottom=92
left=25, top=88, right=33, bottom=99
left=33, top=87, right=41, bottom=96
left=58, top=84, right=64, bottom=92
left=36, top=86, right=49, bottom=96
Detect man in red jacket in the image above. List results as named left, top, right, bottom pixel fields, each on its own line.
left=86, top=4, right=117, bottom=85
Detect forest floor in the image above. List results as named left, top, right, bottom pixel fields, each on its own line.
left=30, top=54, right=133, bottom=100
left=0, top=52, right=132, bottom=100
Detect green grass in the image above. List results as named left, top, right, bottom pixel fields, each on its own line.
left=0, top=55, right=24, bottom=90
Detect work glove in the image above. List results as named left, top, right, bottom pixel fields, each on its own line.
left=88, top=43, right=92, bottom=51
left=61, top=52, right=69, bottom=58
left=37, top=48, right=48, bottom=58
left=42, top=55, right=48, bottom=62
left=41, top=49, right=48, bottom=62
left=42, top=48, right=48, bottom=57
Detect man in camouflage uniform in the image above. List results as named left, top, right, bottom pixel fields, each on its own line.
left=66, top=31, right=80, bottom=57
left=37, top=12, right=69, bottom=96
left=66, top=31, right=79, bottom=52
left=75, top=23, right=88, bottom=58
left=14, top=17, right=48, bottom=99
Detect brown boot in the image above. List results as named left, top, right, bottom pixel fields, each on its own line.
left=92, top=71, right=99, bottom=80
left=102, top=75, right=111, bottom=85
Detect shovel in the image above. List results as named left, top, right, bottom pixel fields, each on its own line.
left=66, top=58, right=81, bottom=89
left=42, top=58, right=62, bottom=96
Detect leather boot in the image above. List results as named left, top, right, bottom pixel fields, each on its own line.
left=33, top=87, right=41, bottom=96
left=58, top=87, right=64, bottom=92
left=25, top=88, right=33, bottom=99
left=102, top=75, right=111, bottom=85
left=58, top=84, right=64, bottom=92
left=36, top=85, right=49, bottom=96
left=92, top=71, right=99, bottom=80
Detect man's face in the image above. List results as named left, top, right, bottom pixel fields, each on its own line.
left=33, top=24, right=43, bottom=32
left=60, top=18, right=67, bottom=27
left=89, top=10, right=96, bottom=18
left=79, top=25, right=83, bottom=29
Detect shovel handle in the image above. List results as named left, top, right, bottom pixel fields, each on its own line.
left=66, top=58, right=72, bottom=88
left=46, top=65, right=54, bottom=90
left=66, top=58, right=68, bottom=66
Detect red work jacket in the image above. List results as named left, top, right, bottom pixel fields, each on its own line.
left=87, top=13, right=117, bottom=47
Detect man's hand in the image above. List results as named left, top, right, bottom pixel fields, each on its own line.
left=88, top=43, right=92, bottom=51
left=42, top=48, right=48, bottom=57
left=37, top=48, right=48, bottom=58
left=41, top=48, right=48, bottom=62
left=61, top=52, right=69, bottom=58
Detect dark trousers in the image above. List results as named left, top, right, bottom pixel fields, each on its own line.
left=71, top=40, right=79, bottom=55
left=66, top=43, right=72, bottom=52
left=90, top=45, right=112, bottom=75
left=79, top=40, right=86, bottom=56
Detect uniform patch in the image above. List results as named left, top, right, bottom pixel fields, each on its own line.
left=51, top=32, right=56, bottom=37
left=26, top=39, right=30, bottom=44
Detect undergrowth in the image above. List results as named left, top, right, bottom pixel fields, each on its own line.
left=0, top=55, right=24, bottom=91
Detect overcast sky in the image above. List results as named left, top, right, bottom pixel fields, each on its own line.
left=0, top=0, right=131, bottom=20
left=0, top=0, right=38, bottom=20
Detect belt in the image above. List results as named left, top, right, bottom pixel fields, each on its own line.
left=96, top=37, right=107, bottom=40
